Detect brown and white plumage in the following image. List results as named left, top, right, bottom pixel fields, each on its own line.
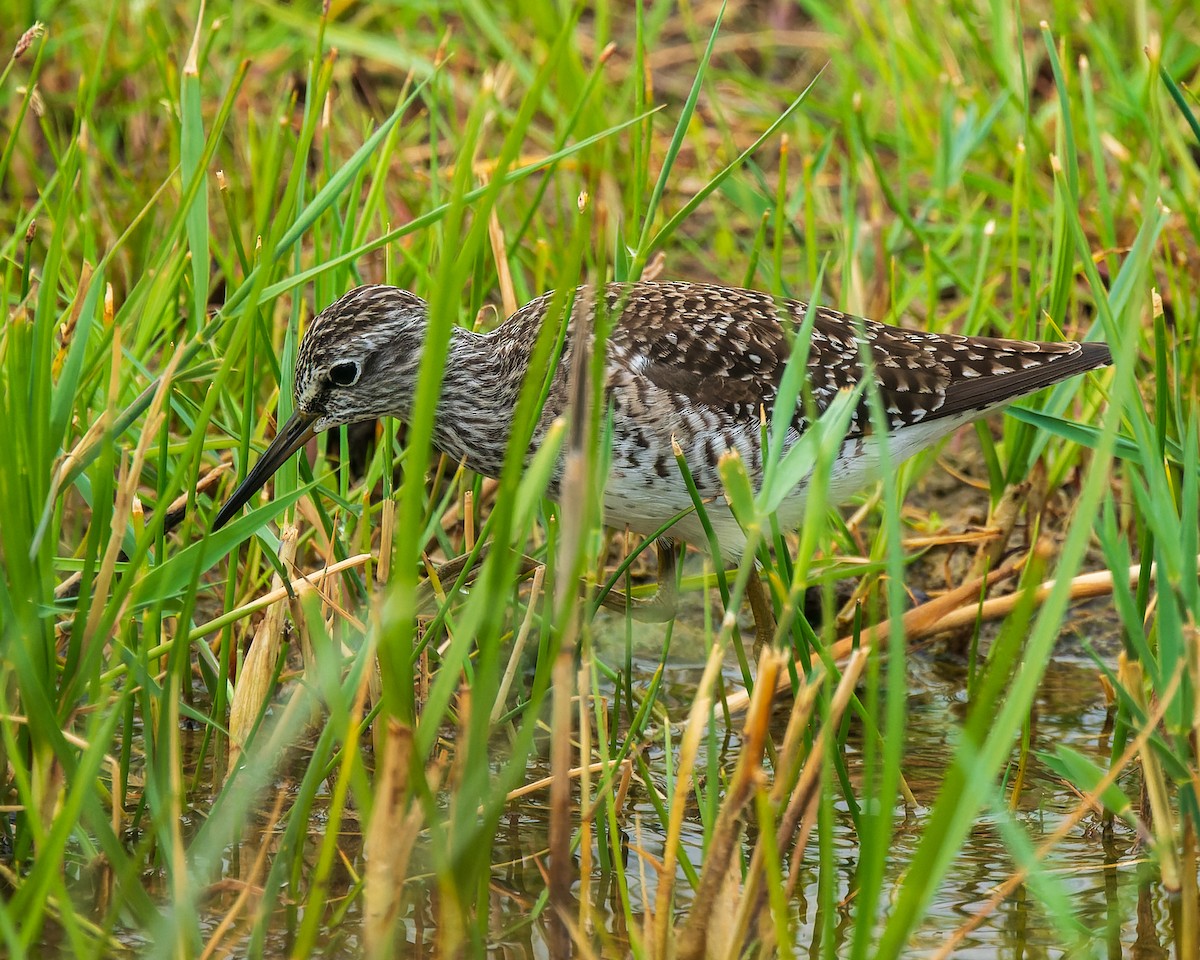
left=214, top=281, right=1111, bottom=556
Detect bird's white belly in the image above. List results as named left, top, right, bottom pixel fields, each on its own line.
left=600, top=411, right=980, bottom=560
left=600, top=473, right=749, bottom=560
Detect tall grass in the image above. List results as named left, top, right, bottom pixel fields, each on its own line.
left=1, top=2, right=1197, bottom=957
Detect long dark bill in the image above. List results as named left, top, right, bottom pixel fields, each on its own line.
left=212, top=410, right=318, bottom=531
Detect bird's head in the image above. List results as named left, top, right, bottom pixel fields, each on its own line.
left=293, top=285, right=430, bottom=432
left=213, top=284, right=429, bottom=530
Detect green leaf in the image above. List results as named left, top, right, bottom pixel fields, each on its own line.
left=1039, top=746, right=1135, bottom=823
left=1160, top=63, right=1200, bottom=149
left=513, top=419, right=565, bottom=537
left=633, top=0, right=727, bottom=268
left=131, top=485, right=313, bottom=607
left=717, top=448, right=756, bottom=529
left=1008, top=403, right=1196, bottom=476
left=761, top=385, right=862, bottom=517
left=181, top=10, right=210, bottom=334
left=49, top=269, right=104, bottom=447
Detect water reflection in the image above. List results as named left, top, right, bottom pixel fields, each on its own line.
left=97, top=613, right=1171, bottom=958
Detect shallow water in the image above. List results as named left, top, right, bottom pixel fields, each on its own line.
left=79, top=605, right=1173, bottom=958
left=552, top=617, right=1169, bottom=959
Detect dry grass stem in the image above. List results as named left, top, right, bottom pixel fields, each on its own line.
left=228, top=524, right=298, bottom=774
left=677, top=648, right=788, bottom=960
left=364, top=719, right=417, bottom=960
left=652, top=641, right=727, bottom=957
left=491, top=564, right=546, bottom=724
left=191, top=553, right=372, bottom=641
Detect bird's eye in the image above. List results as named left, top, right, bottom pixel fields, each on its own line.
left=329, top=361, right=359, bottom=387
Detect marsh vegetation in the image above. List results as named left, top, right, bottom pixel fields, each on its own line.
left=1, top=1, right=1198, bottom=956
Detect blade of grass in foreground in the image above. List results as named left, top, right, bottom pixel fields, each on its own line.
left=631, top=0, right=727, bottom=276
left=180, top=9, right=210, bottom=337
left=380, top=5, right=583, bottom=728
left=874, top=159, right=1161, bottom=960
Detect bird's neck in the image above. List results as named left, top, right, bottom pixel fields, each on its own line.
left=426, top=325, right=534, bottom=478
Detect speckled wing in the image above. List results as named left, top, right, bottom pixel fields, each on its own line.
left=599, top=280, right=1110, bottom=441
left=599, top=281, right=794, bottom=434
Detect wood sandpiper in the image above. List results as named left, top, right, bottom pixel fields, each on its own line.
left=213, top=281, right=1111, bottom=630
